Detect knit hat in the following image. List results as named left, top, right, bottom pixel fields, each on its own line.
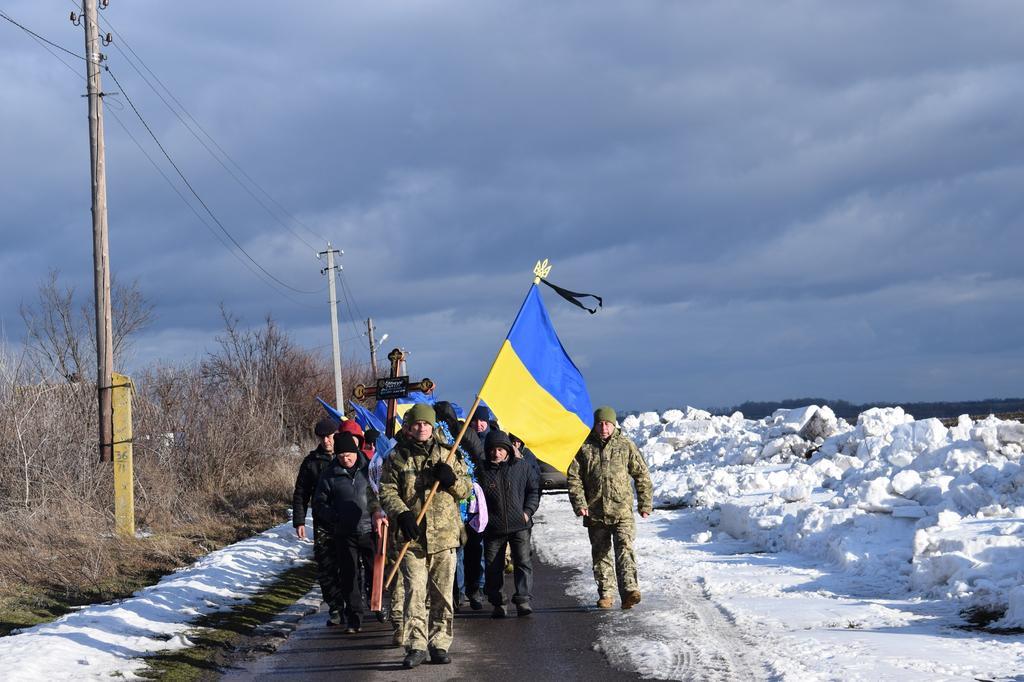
left=314, top=417, right=339, bottom=438
left=472, top=405, right=491, bottom=423
left=404, top=403, right=436, bottom=425
left=484, top=429, right=514, bottom=455
left=434, top=401, right=459, bottom=426
left=338, top=419, right=364, bottom=439
left=334, top=431, right=363, bottom=455
left=593, top=406, right=617, bottom=425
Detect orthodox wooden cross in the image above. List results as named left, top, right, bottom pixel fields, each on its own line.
left=353, top=348, right=434, bottom=438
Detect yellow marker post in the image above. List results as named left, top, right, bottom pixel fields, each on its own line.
left=111, top=372, right=135, bottom=537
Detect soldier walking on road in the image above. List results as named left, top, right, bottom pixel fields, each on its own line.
left=378, top=403, right=471, bottom=669
left=292, top=418, right=342, bottom=625
left=567, top=406, right=653, bottom=610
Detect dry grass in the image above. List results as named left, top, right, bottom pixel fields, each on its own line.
left=0, top=311, right=370, bottom=634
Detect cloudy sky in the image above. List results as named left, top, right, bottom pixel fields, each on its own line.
left=2, top=1, right=1023, bottom=411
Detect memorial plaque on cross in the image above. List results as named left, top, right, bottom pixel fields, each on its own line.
left=353, top=348, right=434, bottom=437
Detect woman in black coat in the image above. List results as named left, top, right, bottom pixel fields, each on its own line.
left=312, top=432, right=382, bottom=632
left=475, top=429, right=540, bottom=618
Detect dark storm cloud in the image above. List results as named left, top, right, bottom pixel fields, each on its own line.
left=2, top=1, right=1023, bottom=409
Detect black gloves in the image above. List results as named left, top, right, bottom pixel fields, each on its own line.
left=433, top=462, right=457, bottom=488
left=397, top=511, right=419, bottom=542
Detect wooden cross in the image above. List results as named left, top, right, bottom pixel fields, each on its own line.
left=353, top=348, right=434, bottom=437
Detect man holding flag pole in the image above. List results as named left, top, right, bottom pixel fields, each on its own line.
left=381, top=259, right=606, bottom=667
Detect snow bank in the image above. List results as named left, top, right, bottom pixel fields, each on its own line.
left=623, top=406, right=1024, bottom=627
left=0, top=520, right=312, bottom=681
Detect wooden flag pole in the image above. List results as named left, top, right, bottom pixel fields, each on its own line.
left=384, top=260, right=551, bottom=589
left=384, top=395, right=482, bottom=589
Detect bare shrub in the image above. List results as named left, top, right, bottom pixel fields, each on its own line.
left=0, top=290, right=367, bottom=613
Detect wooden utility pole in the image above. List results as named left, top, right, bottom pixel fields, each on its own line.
left=83, top=0, right=114, bottom=463
left=318, top=244, right=344, bottom=409
left=367, top=317, right=378, bottom=377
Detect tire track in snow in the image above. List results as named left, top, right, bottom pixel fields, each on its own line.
left=596, top=573, right=771, bottom=681
left=534, top=499, right=778, bottom=681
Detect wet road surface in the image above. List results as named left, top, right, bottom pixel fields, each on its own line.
left=222, top=556, right=645, bottom=681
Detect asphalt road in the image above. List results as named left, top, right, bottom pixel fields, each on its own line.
left=222, top=555, right=645, bottom=681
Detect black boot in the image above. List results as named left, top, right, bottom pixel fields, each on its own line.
left=403, top=649, right=427, bottom=669
left=491, top=604, right=506, bottom=619
left=516, top=601, right=533, bottom=617
left=429, top=648, right=452, bottom=664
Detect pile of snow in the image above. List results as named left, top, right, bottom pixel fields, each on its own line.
left=0, top=520, right=312, bottom=681
left=623, top=405, right=1024, bottom=628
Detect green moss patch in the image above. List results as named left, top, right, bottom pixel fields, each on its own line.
left=138, top=562, right=317, bottom=681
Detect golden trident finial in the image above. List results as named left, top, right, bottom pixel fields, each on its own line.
left=533, top=259, right=552, bottom=284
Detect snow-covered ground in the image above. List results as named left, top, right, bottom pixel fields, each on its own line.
left=3, top=404, right=1022, bottom=680
left=534, top=405, right=1024, bottom=681
left=0, top=520, right=312, bottom=681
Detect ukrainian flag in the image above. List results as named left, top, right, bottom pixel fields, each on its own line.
left=480, top=284, right=593, bottom=472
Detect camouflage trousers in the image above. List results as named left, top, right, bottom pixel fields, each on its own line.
left=313, top=523, right=341, bottom=613
left=400, top=546, right=456, bottom=652
left=586, top=517, right=638, bottom=599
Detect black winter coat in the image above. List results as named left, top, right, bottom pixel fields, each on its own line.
left=476, top=455, right=540, bottom=537
left=291, top=445, right=333, bottom=527
left=312, top=458, right=380, bottom=535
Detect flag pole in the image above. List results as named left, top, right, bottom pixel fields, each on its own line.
left=384, top=260, right=551, bottom=589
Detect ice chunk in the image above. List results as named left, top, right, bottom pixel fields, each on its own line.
left=892, top=505, right=927, bottom=519
left=935, top=510, right=961, bottom=529
left=991, top=586, right=1024, bottom=629
left=780, top=484, right=810, bottom=502
left=858, top=406, right=912, bottom=437
left=891, top=470, right=922, bottom=497
left=799, top=408, right=838, bottom=441
left=997, top=422, right=1024, bottom=445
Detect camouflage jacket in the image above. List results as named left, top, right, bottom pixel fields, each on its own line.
left=567, top=429, right=653, bottom=523
left=378, top=432, right=471, bottom=553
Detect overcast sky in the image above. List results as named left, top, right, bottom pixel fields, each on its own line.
left=2, top=1, right=1023, bottom=411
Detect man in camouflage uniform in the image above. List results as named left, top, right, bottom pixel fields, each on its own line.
left=378, top=403, right=471, bottom=669
left=567, top=405, right=653, bottom=610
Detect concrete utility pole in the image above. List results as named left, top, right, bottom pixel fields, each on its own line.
left=367, top=317, right=378, bottom=377
left=318, top=244, right=344, bottom=410
left=83, top=0, right=115, bottom=463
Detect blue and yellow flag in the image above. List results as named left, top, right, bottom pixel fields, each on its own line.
left=479, top=284, right=593, bottom=472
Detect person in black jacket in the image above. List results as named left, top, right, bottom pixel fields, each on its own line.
left=312, top=431, right=382, bottom=633
left=292, top=417, right=340, bottom=625
left=476, top=429, right=540, bottom=618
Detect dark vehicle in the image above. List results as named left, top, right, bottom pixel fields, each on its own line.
left=538, top=459, right=567, bottom=491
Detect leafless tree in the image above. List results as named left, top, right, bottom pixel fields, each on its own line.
left=19, top=269, right=154, bottom=383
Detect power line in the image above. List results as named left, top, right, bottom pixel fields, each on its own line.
left=336, top=270, right=366, bottom=341
left=103, top=65, right=324, bottom=297
left=0, top=9, right=84, bottom=62
left=80, top=4, right=329, bottom=251
left=1, top=10, right=321, bottom=309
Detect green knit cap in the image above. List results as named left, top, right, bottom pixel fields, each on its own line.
left=593, top=405, right=617, bottom=425
left=405, top=403, right=436, bottom=425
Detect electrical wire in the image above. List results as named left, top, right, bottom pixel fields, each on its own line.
left=1, top=10, right=321, bottom=309
left=103, top=65, right=324, bottom=297
left=0, top=10, right=84, bottom=62
left=336, top=269, right=366, bottom=340
left=81, top=4, right=329, bottom=250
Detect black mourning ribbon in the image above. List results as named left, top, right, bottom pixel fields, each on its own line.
left=539, top=278, right=603, bottom=314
